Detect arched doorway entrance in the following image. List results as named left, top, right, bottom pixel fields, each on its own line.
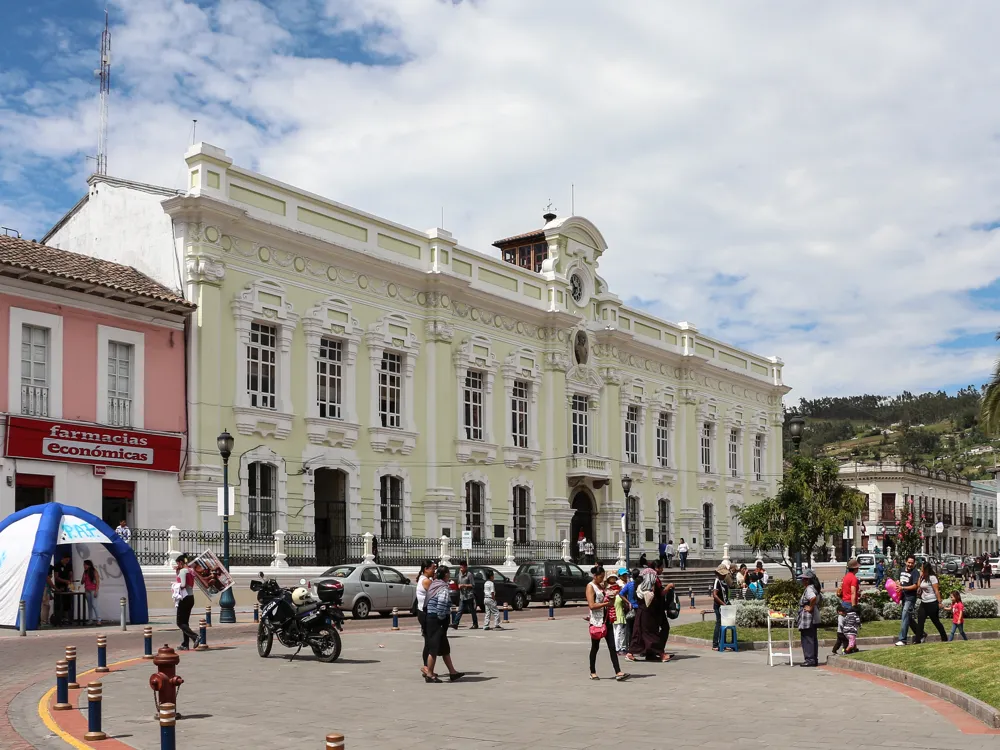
left=314, top=468, right=348, bottom=565
left=570, top=491, right=595, bottom=564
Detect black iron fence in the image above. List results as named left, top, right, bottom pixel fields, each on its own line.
left=513, top=540, right=563, bottom=563
left=132, top=528, right=169, bottom=566
left=374, top=536, right=440, bottom=567
left=727, top=544, right=786, bottom=562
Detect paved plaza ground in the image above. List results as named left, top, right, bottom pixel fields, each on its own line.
left=7, top=612, right=1000, bottom=750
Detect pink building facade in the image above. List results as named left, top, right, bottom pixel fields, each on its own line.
left=0, top=236, right=194, bottom=529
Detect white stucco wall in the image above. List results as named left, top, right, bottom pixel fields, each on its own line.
left=45, top=178, right=183, bottom=293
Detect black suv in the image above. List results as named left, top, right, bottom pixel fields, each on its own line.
left=449, top=566, right=528, bottom=611
left=513, top=560, right=590, bottom=607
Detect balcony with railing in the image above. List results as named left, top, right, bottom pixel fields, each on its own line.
left=107, top=396, right=132, bottom=427
left=566, top=454, right=610, bottom=482
left=20, top=384, right=49, bottom=416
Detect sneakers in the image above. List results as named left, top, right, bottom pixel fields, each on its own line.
left=494, top=625, right=504, bottom=631
left=894, top=640, right=906, bottom=647
left=483, top=627, right=491, bottom=631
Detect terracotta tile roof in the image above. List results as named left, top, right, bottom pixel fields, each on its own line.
left=492, top=228, right=545, bottom=248
left=0, top=235, right=194, bottom=310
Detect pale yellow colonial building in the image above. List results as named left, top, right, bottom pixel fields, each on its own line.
left=46, top=143, right=789, bottom=563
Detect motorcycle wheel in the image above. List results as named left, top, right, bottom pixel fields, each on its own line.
left=310, top=628, right=342, bottom=663
left=257, top=622, right=273, bottom=658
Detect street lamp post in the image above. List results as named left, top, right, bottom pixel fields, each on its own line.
left=217, top=429, right=236, bottom=624
left=788, top=416, right=806, bottom=577
left=621, top=475, right=633, bottom=569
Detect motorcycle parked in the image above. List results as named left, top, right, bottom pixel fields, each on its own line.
left=251, top=573, right=345, bottom=662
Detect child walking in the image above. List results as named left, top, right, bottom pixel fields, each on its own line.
left=948, top=590, right=967, bottom=641
left=613, top=576, right=629, bottom=654
left=832, top=603, right=849, bottom=655
left=842, top=604, right=861, bottom=653
left=482, top=569, right=503, bottom=631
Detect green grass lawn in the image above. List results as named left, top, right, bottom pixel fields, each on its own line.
left=671, top=618, right=1000, bottom=642
left=848, top=641, right=1000, bottom=710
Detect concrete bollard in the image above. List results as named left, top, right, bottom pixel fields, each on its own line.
left=548, top=601, right=555, bottom=620
left=54, top=660, right=71, bottom=711
left=196, top=619, right=208, bottom=650
left=688, top=587, right=695, bottom=609
left=204, top=605, right=212, bottom=627
left=503, top=604, right=510, bottom=623
left=254, top=603, right=259, bottom=623
left=84, top=682, right=106, bottom=741
left=143, top=626, right=154, bottom=659
left=159, top=703, right=177, bottom=750
left=120, top=597, right=127, bottom=631
left=65, top=645, right=79, bottom=689
left=391, top=608, right=399, bottom=631
left=326, top=732, right=345, bottom=749
left=450, top=605, right=458, bottom=627
left=96, top=634, right=109, bottom=673
left=18, top=600, right=26, bottom=636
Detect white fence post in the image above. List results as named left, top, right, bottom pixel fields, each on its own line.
left=561, top=539, right=571, bottom=562
left=616, top=540, right=626, bottom=570
left=165, top=526, right=180, bottom=568
left=362, top=532, right=375, bottom=563
left=439, top=535, right=452, bottom=567
left=504, top=537, right=515, bottom=567
left=272, top=529, right=288, bottom=568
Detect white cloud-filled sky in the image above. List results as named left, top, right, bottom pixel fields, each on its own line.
left=2, top=0, right=1000, bottom=402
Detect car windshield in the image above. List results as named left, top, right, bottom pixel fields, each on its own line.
left=321, top=566, right=355, bottom=578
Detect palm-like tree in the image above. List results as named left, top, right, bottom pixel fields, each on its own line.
left=981, top=339, right=1000, bottom=434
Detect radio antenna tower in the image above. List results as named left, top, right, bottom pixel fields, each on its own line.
left=95, top=10, right=111, bottom=175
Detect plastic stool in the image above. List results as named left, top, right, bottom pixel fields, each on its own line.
left=720, top=625, right=739, bottom=652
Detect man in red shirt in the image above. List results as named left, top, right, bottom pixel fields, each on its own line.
left=842, top=558, right=860, bottom=607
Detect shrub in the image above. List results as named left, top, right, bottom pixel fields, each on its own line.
left=819, top=606, right=838, bottom=627
left=936, top=574, right=963, bottom=597
left=860, top=589, right=889, bottom=609
left=765, top=579, right=803, bottom=616
left=735, top=601, right=769, bottom=628
left=962, top=596, right=999, bottom=619
left=882, top=602, right=902, bottom=620
left=856, top=602, right=881, bottom=622
left=821, top=593, right=840, bottom=608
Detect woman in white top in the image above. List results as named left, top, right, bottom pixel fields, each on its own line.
left=586, top=566, right=630, bottom=682
left=415, top=559, right=436, bottom=663
left=914, top=561, right=948, bottom=643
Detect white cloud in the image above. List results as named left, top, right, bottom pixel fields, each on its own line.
left=3, top=0, right=1000, bottom=401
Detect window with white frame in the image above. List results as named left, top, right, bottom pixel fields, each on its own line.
left=571, top=395, right=589, bottom=454
left=248, top=462, right=276, bottom=538
left=463, top=370, right=485, bottom=441
left=21, top=324, right=49, bottom=416
left=512, top=485, right=530, bottom=543
left=380, top=475, right=403, bottom=539
left=702, top=503, right=714, bottom=549
left=511, top=379, right=529, bottom=449
left=316, top=338, right=343, bottom=420
left=107, top=341, right=133, bottom=427
left=656, top=412, right=670, bottom=468
left=465, top=481, right=485, bottom=542
left=378, top=351, right=402, bottom=428
left=700, top=422, right=713, bottom=473
left=625, top=405, right=640, bottom=464
left=754, top=433, right=764, bottom=481
left=658, top=498, right=670, bottom=544
left=626, top=495, right=640, bottom=548
left=247, top=322, right=276, bottom=409
left=728, top=428, right=739, bottom=478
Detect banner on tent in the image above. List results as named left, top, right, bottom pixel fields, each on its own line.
left=188, top=549, right=234, bottom=598
left=58, top=516, right=112, bottom=544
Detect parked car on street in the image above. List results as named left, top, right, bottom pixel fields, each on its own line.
left=856, top=553, right=886, bottom=583
left=448, top=566, right=528, bottom=611
left=513, top=560, right=590, bottom=607
left=940, top=554, right=965, bottom=576
left=990, top=557, right=1000, bottom=578
left=316, top=563, right=417, bottom=620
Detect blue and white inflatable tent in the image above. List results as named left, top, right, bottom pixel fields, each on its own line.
left=0, top=503, right=148, bottom=630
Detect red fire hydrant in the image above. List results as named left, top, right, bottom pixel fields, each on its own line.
left=149, top=645, right=183, bottom=708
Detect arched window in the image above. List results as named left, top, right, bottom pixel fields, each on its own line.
left=380, top=475, right=403, bottom=539
left=465, top=481, right=485, bottom=542
left=248, top=462, right=276, bottom=538
left=702, top=503, right=714, bottom=550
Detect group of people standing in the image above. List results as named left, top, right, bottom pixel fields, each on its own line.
left=894, top=555, right=956, bottom=645
left=42, top=554, right=101, bottom=626
left=414, top=559, right=467, bottom=683
left=964, top=554, right=993, bottom=589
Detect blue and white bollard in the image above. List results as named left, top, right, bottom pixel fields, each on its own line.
left=197, top=619, right=208, bottom=650
left=143, top=626, right=154, bottom=659
left=54, top=660, right=71, bottom=711
left=159, top=703, right=177, bottom=750
left=84, top=682, right=106, bottom=741
left=391, top=608, right=399, bottom=631
left=65, top=645, right=79, bottom=689
left=96, top=634, right=109, bottom=673
left=205, top=605, right=212, bottom=627
left=688, top=587, right=695, bottom=609
left=503, top=605, right=510, bottom=623
left=548, top=601, right=555, bottom=620
left=254, top=603, right=259, bottom=623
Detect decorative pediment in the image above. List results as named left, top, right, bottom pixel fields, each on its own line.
left=232, top=279, right=295, bottom=322
left=502, top=348, right=541, bottom=388
left=566, top=364, right=603, bottom=396
left=302, top=296, right=362, bottom=341
left=453, top=334, right=498, bottom=374
left=365, top=312, right=420, bottom=360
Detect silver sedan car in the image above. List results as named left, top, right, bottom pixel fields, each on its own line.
left=316, top=563, right=417, bottom=620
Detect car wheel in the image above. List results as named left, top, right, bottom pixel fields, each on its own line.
left=552, top=589, right=565, bottom=608
left=513, top=592, right=526, bottom=611
left=352, top=598, right=371, bottom=620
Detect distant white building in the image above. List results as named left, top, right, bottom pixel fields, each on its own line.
left=971, top=479, right=999, bottom=556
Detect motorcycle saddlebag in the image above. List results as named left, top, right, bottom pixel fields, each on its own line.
left=316, top=580, right=345, bottom=605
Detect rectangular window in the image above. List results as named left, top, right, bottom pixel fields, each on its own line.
left=701, top=422, right=713, bottom=473
left=463, top=370, right=484, bottom=441
left=512, top=485, right=529, bottom=543
left=20, top=324, right=49, bottom=416
left=248, top=462, right=276, bottom=538
left=753, top=433, right=763, bottom=481
left=317, top=338, right=343, bottom=420
left=625, top=405, right=639, bottom=464
left=626, top=496, right=639, bottom=548
left=571, top=394, right=589, bottom=454
left=703, top=503, right=714, bottom=549
left=107, top=341, right=133, bottom=427
left=511, top=379, right=529, bottom=449
left=465, top=481, right=484, bottom=542
left=728, top=429, right=738, bottom=478
left=380, top=475, right=403, bottom=539
left=247, top=322, right=276, bottom=409
left=379, top=351, right=402, bottom=428
left=656, top=412, right=670, bottom=468
left=658, top=498, right=670, bottom=545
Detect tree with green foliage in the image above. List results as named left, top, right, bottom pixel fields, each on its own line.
left=738, top=455, right=868, bottom=576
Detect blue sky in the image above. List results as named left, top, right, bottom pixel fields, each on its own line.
left=2, top=0, right=1000, bottom=400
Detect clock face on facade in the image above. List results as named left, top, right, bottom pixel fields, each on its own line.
left=570, top=273, right=584, bottom=303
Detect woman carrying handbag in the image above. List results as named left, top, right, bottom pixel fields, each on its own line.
left=586, top=566, right=630, bottom=682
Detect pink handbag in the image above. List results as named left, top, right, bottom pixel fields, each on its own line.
left=589, top=623, right=607, bottom=639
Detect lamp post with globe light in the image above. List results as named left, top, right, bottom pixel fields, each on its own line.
left=217, top=429, right=236, bottom=623
left=621, top=474, right=633, bottom=569
left=787, top=416, right=806, bottom=577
